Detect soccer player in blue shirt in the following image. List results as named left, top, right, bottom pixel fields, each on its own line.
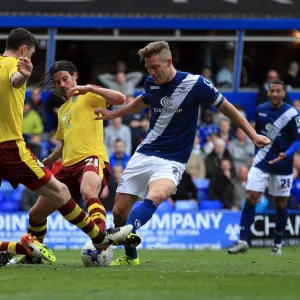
left=228, top=79, right=300, bottom=255
left=95, top=41, right=270, bottom=265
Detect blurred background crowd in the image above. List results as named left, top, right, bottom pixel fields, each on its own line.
left=2, top=26, right=300, bottom=213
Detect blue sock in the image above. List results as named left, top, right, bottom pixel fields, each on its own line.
left=274, top=207, right=288, bottom=245
left=240, top=202, right=256, bottom=242
left=126, top=199, right=157, bottom=231
left=125, top=229, right=138, bottom=259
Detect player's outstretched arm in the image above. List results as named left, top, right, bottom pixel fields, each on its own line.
left=42, top=141, right=64, bottom=169
left=95, top=95, right=149, bottom=120
left=269, top=141, right=300, bottom=164
left=218, top=99, right=270, bottom=148
left=88, top=85, right=126, bottom=105
left=10, top=57, right=33, bottom=88
left=68, top=85, right=126, bottom=106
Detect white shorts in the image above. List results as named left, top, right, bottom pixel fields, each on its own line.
left=116, top=152, right=185, bottom=200
left=246, top=167, right=293, bottom=197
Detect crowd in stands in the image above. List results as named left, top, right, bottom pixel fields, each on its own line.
left=2, top=60, right=300, bottom=213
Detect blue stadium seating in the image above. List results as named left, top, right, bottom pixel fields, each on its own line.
left=193, top=178, right=210, bottom=201
left=200, top=200, right=223, bottom=210
left=0, top=181, right=25, bottom=211
left=156, top=200, right=174, bottom=212
left=175, top=200, right=199, bottom=211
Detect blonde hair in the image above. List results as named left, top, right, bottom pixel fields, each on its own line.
left=138, top=41, right=171, bottom=60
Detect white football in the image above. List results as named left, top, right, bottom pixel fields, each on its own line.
left=81, top=240, right=113, bottom=267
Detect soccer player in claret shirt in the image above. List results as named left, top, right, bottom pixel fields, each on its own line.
left=94, top=40, right=270, bottom=266
left=228, top=80, right=300, bottom=255
left=0, top=29, right=132, bottom=263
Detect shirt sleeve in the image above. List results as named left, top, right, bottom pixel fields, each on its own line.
left=292, top=114, right=300, bottom=141
left=196, top=76, right=224, bottom=108
left=55, top=109, right=64, bottom=141
left=255, top=108, right=260, bottom=133
left=86, top=92, right=108, bottom=108
left=141, top=77, right=151, bottom=105
left=8, top=58, right=18, bottom=80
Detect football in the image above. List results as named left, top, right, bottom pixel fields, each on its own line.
left=81, top=240, right=113, bottom=267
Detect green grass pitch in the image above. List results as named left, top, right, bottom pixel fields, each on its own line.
left=1, top=248, right=300, bottom=300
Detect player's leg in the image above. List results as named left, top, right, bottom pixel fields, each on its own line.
left=125, top=178, right=175, bottom=230
left=80, top=158, right=108, bottom=233
left=110, top=192, right=140, bottom=266
left=0, top=242, right=32, bottom=256
left=228, top=167, right=268, bottom=254
left=81, top=171, right=106, bottom=232
left=0, top=141, right=57, bottom=262
left=125, top=156, right=184, bottom=232
left=269, top=174, right=292, bottom=255
left=0, top=251, right=13, bottom=267
left=271, top=196, right=288, bottom=255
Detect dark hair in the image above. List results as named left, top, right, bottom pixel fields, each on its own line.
left=6, top=28, right=37, bottom=51
left=37, top=60, right=78, bottom=95
left=269, top=79, right=285, bottom=90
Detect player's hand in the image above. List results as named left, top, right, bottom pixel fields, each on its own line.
left=94, top=107, right=117, bottom=120
left=268, top=152, right=286, bottom=165
left=251, top=134, right=270, bottom=148
left=67, top=85, right=91, bottom=97
left=17, top=57, right=33, bottom=77
left=42, top=156, right=54, bottom=170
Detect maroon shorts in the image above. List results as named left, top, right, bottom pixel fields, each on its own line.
left=0, top=140, right=52, bottom=190
left=54, top=156, right=111, bottom=202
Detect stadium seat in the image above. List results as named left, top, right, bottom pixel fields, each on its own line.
left=156, top=200, right=174, bottom=212
left=10, top=185, right=25, bottom=202
left=200, top=200, right=223, bottom=210
left=193, top=178, right=210, bottom=201
left=0, top=180, right=14, bottom=192
left=175, top=200, right=199, bottom=211
left=193, top=178, right=210, bottom=190
left=0, top=201, right=20, bottom=212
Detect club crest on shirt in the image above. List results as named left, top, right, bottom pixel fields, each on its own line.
left=61, top=109, right=72, bottom=130
left=262, top=123, right=281, bottom=141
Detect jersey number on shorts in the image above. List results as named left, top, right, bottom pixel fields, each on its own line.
left=85, top=158, right=99, bottom=168
left=281, top=179, right=291, bottom=189
left=172, top=166, right=180, bottom=180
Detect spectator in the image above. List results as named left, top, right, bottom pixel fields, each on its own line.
left=203, top=132, right=219, bottom=155
left=27, top=134, right=42, bottom=160
left=98, top=69, right=143, bottom=110
left=122, top=96, right=149, bottom=127
left=232, top=165, right=249, bottom=210
left=293, top=151, right=300, bottom=179
left=104, top=117, right=132, bottom=156
left=198, top=109, right=219, bottom=147
left=201, top=66, right=214, bottom=85
left=228, top=127, right=255, bottom=173
left=101, top=165, right=123, bottom=211
left=186, top=135, right=206, bottom=179
left=20, top=188, right=39, bottom=211
left=205, top=137, right=233, bottom=179
left=23, top=102, right=44, bottom=138
left=216, top=58, right=233, bottom=88
left=219, top=118, right=232, bottom=144
left=208, top=159, right=237, bottom=210
left=27, top=88, right=46, bottom=123
left=170, top=171, right=198, bottom=204
left=284, top=61, right=300, bottom=89
left=45, top=92, right=65, bottom=131
left=109, top=139, right=131, bottom=170
left=292, top=100, right=300, bottom=112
